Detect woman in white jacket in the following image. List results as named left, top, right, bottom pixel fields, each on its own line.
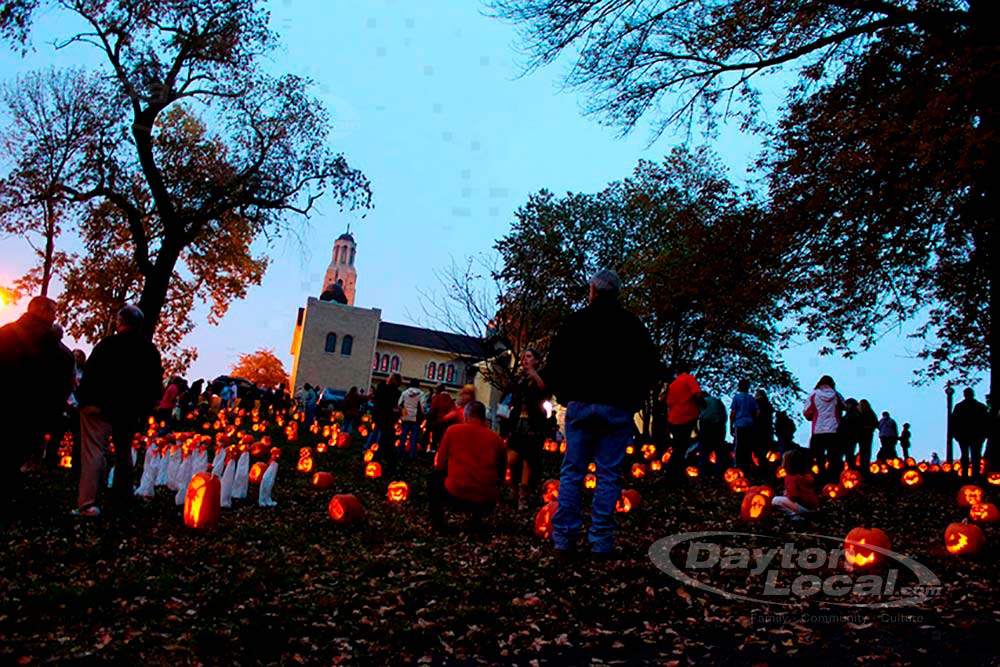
left=803, top=375, right=846, bottom=478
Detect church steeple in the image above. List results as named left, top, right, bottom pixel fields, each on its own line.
left=323, top=228, right=357, bottom=306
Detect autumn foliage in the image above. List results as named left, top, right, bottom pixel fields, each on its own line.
left=230, top=348, right=289, bottom=390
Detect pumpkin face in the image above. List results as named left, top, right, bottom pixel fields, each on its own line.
left=311, top=472, right=335, bottom=489
left=844, top=527, right=891, bottom=568
left=839, top=470, right=862, bottom=490
left=776, top=467, right=787, bottom=479
left=661, top=451, right=672, bottom=464
left=315, top=442, right=328, bottom=454
left=336, top=432, right=352, bottom=448
left=741, top=491, right=771, bottom=522
left=299, top=447, right=312, bottom=458
left=249, top=462, right=267, bottom=484
left=328, top=494, right=364, bottom=524
left=616, top=489, right=642, bottom=513
left=297, top=456, right=314, bottom=473
left=724, top=468, right=744, bottom=484
left=534, top=501, right=558, bottom=538
left=730, top=477, right=750, bottom=493
left=944, top=522, right=985, bottom=555
left=746, top=485, right=775, bottom=499
left=584, top=474, right=597, bottom=490
left=630, top=463, right=648, bottom=479
left=543, top=439, right=559, bottom=453
left=917, top=462, right=929, bottom=472
left=822, top=483, right=844, bottom=499
left=957, top=485, right=984, bottom=507
left=686, top=466, right=700, bottom=478
left=868, top=463, right=881, bottom=474
left=900, top=470, right=923, bottom=488
left=542, top=479, right=560, bottom=503
left=387, top=480, right=409, bottom=502
left=184, top=472, right=221, bottom=531
left=365, top=461, right=382, bottom=478
left=650, top=460, right=663, bottom=472
left=766, top=451, right=779, bottom=463
left=969, top=502, right=1000, bottom=523
left=987, top=472, right=1000, bottom=486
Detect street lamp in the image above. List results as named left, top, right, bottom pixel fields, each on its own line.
left=945, top=382, right=955, bottom=465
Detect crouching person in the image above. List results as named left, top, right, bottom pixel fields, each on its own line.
left=772, top=448, right=819, bottom=521
left=429, top=401, right=506, bottom=533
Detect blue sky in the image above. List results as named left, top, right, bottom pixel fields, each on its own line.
left=0, top=0, right=975, bottom=459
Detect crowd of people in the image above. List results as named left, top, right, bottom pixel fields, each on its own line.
left=2, top=276, right=997, bottom=562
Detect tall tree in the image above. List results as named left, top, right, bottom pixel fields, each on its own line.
left=489, top=0, right=997, bottom=399
left=0, top=0, right=371, bottom=341
left=231, top=348, right=289, bottom=389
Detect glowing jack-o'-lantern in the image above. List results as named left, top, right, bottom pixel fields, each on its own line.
left=987, top=471, right=1000, bottom=486
left=766, top=451, right=779, bottom=463
left=650, top=460, right=662, bottom=472
left=297, top=456, right=314, bottom=474
left=944, top=522, right=985, bottom=555
left=363, top=449, right=376, bottom=463
left=941, top=462, right=952, bottom=473
left=746, top=485, right=774, bottom=499
left=839, top=469, right=862, bottom=490
left=957, top=485, right=984, bottom=507
left=844, top=526, right=891, bottom=568
left=298, top=447, right=312, bottom=458
left=588, top=462, right=596, bottom=473
left=59, top=454, right=72, bottom=468
left=534, top=501, right=558, bottom=538
left=584, top=474, right=597, bottom=489
left=542, top=479, right=560, bottom=503
left=741, top=490, right=771, bottom=522
left=631, top=463, right=648, bottom=479
left=184, top=473, right=221, bottom=531
left=616, top=489, right=641, bottom=513
left=822, top=483, right=844, bottom=499
left=969, top=502, right=1000, bottom=524
left=316, top=442, right=327, bottom=454
left=641, top=443, right=657, bottom=460
left=901, top=470, right=923, bottom=488
left=365, top=461, right=382, bottom=478
left=724, top=468, right=744, bottom=484
left=917, top=462, right=929, bottom=472
left=625, top=445, right=635, bottom=455
left=311, top=472, right=335, bottom=489
left=336, top=432, right=352, bottom=449
left=776, top=467, right=787, bottom=479
left=249, top=462, right=267, bottom=484
left=543, top=439, right=559, bottom=453
left=730, top=476, right=750, bottom=493
left=387, top=480, right=409, bottom=502
left=686, top=466, right=700, bottom=478
left=661, top=451, right=672, bottom=464
left=328, top=494, right=364, bottom=524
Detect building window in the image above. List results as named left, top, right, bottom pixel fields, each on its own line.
left=390, top=355, right=401, bottom=373
left=350, top=248, right=356, bottom=265
left=427, top=361, right=437, bottom=380
left=437, top=363, right=446, bottom=381
left=447, top=364, right=456, bottom=384
left=341, top=335, right=353, bottom=356
left=325, top=332, right=337, bottom=353
left=373, top=354, right=380, bottom=370
left=380, top=355, right=390, bottom=372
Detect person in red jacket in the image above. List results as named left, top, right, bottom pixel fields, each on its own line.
left=772, top=448, right=819, bottom=521
left=430, top=401, right=506, bottom=533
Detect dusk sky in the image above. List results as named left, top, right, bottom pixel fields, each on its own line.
left=0, top=0, right=975, bottom=458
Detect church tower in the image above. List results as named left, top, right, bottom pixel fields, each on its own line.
left=323, top=229, right=357, bottom=306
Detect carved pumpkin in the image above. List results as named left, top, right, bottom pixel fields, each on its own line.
left=365, top=461, right=382, bottom=478
left=661, top=451, right=672, bottom=464
left=869, top=462, right=881, bottom=474
left=584, top=474, right=597, bottom=489
left=328, top=494, right=364, bottom=524
left=315, top=442, right=328, bottom=453
left=298, top=447, right=312, bottom=458
left=387, top=480, right=409, bottom=502
left=900, top=470, right=923, bottom=488
left=249, top=462, right=267, bottom=484
left=766, top=451, right=779, bottom=463
left=641, top=443, right=657, bottom=460
left=588, top=462, right=596, bottom=472
left=686, top=466, right=700, bottom=478
left=776, top=467, right=787, bottom=479
left=844, top=526, right=891, bottom=568
left=987, top=471, right=1000, bottom=486
left=183, top=472, right=221, bottom=531
left=650, top=460, right=662, bottom=472
left=729, top=476, right=750, bottom=493
left=957, top=485, right=984, bottom=507
left=625, top=445, right=635, bottom=455
left=534, top=501, right=558, bottom=538
left=944, top=521, right=985, bottom=555
left=311, top=472, right=335, bottom=489
left=969, top=502, right=1000, bottom=523
left=822, top=483, right=844, bottom=499
left=543, top=439, right=559, bottom=453
left=746, top=485, right=774, bottom=499
left=839, top=469, right=863, bottom=490
left=336, top=432, right=352, bottom=448
left=929, top=464, right=941, bottom=473
left=724, top=468, right=744, bottom=484
left=630, top=463, right=648, bottom=479
left=616, top=488, right=642, bottom=513
left=917, top=462, right=929, bottom=472
left=542, top=479, right=560, bottom=503
left=741, top=490, right=772, bottom=522
left=941, top=462, right=952, bottom=473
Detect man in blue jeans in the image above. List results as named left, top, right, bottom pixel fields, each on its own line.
left=543, top=270, right=658, bottom=561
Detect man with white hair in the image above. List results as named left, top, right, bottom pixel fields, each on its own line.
left=543, top=269, right=658, bottom=561
left=73, top=305, right=163, bottom=518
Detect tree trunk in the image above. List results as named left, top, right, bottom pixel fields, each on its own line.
left=40, top=200, right=54, bottom=297
left=137, top=239, right=182, bottom=341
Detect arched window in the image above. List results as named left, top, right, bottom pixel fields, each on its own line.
left=390, top=355, right=401, bottom=373
left=437, top=363, right=446, bottom=381
left=349, top=248, right=356, bottom=265
left=341, top=335, right=353, bottom=356
left=380, top=355, right=390, bottom=372
left=372, top=354, right=380, bottom=370
left=427, top=361, right=437, bottom=380
left=325, top=332, right=337, bottom=353
left=446, top=364, right=456, bottom=384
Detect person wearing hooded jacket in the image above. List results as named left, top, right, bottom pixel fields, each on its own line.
left=397, top=378, right=426, bottom=459
left=803, top=375, right=846, bottom=478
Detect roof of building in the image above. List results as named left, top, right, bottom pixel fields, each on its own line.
left=377, top=321, right=487, bottom=359
left=336, top=232, right=355, bottom=243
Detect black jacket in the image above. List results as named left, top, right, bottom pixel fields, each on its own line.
left=76, top=331, right=163, bottom=422
left=952, top=398, right=989, bottom=443
left=543, top=297, right=658, bottom=412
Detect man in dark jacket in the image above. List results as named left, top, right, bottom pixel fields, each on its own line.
left=73, top=305, right=162, bottom=517
left=951, top=388, right=989, bottom=479
left=372, top=373, right=403, bottom=476
left=544, top=269, right=658, bottom=560
left=0, top=296, right=74, bottom=506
